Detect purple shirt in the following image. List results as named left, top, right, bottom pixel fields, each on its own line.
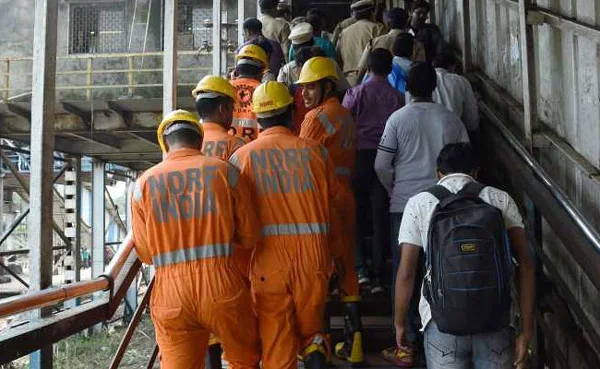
left=342, top=76, right=405, bottom=150
left=237, top=37, right=284, bottom=77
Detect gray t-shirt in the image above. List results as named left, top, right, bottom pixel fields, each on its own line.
left=374, top=102, right=469, bottom=213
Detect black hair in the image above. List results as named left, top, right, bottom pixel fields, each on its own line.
left=411, top=0, right=431, bottom=12
left=406, top=61, right=436, bottom=98
left=236, top=63, right=263, bottom=78
left=368, top=48, right=393, bottom=76
left=251, top=36, right=273, bottom=57
left=164, top=125, right=202, bottom=149
left=432, top=52, right=457, bottom=70
left=385, top=7, right=408, bottom=29
left=295, top=46, right=314, bottom=66
left=243, top=18, right=263, bottom=35
left=307, top=13, right=322, bottom=32
left=259, top=0, right=278, bottom=11
left=436, top=143, right=479, bottom=175
left=257, top=107, right=292, bottom=129
left=393, top=33, right=414, bottom=58
left=195, top=96, right=231, bottom=118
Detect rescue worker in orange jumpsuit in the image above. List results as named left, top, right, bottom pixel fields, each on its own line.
left=229, top=81, right=344, bottom=369
left=131, top=110, right=260, bottom=369
left=296, top=57, right=364, bottom=364
left=192, top=76, right=248, bottom=369
left=193, top=75, right=246, bottom=160
left=231, top=44, right=269, bottom=142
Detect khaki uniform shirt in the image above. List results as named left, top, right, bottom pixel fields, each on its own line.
left=357, top=29, right=404, bottom=71
left=336, top=19, right=386, bottom=86
left=260, top=14, right=291, bottom=62
left=332, top=17, right=357, bottom=47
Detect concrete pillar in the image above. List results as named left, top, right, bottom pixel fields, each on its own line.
left=163, top=0, right=178, bottom=114
left=28, top=0, right=59, bottom=367
left=212, top=0, right=222, bottom=75
left=91, top=160, right=105, bottom=280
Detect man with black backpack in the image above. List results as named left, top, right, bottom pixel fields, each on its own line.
left=393, top=143, right=534, bottom=369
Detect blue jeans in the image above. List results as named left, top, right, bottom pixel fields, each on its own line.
left=424, top=321, right=514, bottom=369
left=391, top=212, right=423, bottom=346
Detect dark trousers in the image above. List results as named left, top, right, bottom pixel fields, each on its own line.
left=353, top=149, right=390, bottom=279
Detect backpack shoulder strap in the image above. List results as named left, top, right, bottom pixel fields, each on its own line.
left=458, top=181, right=486, bottom=199
left=426, top=185, right=452, bottom=201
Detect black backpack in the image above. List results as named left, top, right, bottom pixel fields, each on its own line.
left=424, top=182, right=512, bottom=336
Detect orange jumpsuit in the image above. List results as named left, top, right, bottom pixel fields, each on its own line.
left=202, top=122, right=246, bottom=160
left=200, top=122, right=248, bottom=348
left=299, top=97, right=359, bottom=299
left=231, top=77, right=262, bottom=142
left=131, top=148, right=260, bottom=369
left=229, top=126, right=344, bottom=369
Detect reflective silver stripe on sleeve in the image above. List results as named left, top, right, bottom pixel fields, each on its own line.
left=133, top=180, right=143, bottom=202
left=229, top=153, right=241, bottom=170
left=335, top=167, right=352, bottom=177
left=232, top=118, right=259, bottom=128
left=317, top=113, right=336, bottom=135
left=261, top=223, right=330, bottom=237
left=152, top=243, right=233, bottom=267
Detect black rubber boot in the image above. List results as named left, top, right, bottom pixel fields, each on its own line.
left=204, top=344, right=223, bottom=369
left=334, top=301, right=364, bottom=364
left=304, top=350, right=328, bottom=369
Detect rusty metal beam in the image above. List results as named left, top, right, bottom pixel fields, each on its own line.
left=0, top=300, right=109, bottom=365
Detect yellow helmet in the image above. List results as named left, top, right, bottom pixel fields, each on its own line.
left=236, top=44, right=269, bottom=69
left=296, top=56, right=339, bottom=84
left=252, top=81, right=294, bottom=118
left=156, top=109, right=204, bottom=153
left=192, top=75, right=235, bottom=100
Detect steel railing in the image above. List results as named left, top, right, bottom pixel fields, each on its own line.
left=478, top=99, right=600, bottom=368
left=2, top=99, right=600, bottom=366
left=0, top=50, right=234, bottom=101
left=0, top=233, right=143, bottom=364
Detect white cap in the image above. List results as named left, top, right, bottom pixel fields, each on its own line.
left=351, top=0, right=375, bottom=10
left=289, top=22, right=314, bottom=45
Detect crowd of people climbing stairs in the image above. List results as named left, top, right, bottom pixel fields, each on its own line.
left=131, top=1, right=536, bottom=368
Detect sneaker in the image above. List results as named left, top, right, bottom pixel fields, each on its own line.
left=381, top=345, right=415, bottom=367
left=370, top=278, right=384, bottom=294
left=358, top=273, right=370, bottom=286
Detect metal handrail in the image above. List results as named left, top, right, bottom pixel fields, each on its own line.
left=479, top=101, right=600, bottom=290
left=0, top=234, right=135, bottom=320
left=0, top=50, right=223, bottom=100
